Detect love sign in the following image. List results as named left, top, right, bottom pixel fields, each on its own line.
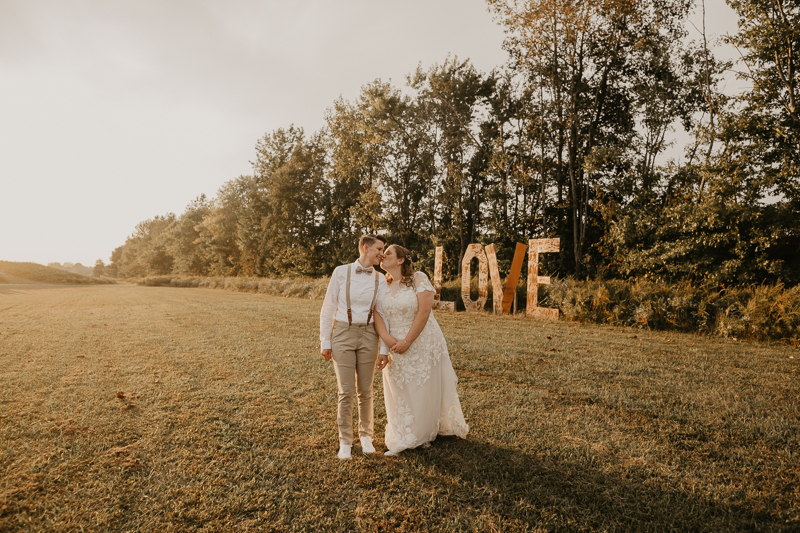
left=432, top=239, right=560, bottom=320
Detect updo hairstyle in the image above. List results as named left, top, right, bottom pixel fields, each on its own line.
left=385, top=245, right=415, bottom=287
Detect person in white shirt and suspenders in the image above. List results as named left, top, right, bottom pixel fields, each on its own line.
left=320, top=235, right=391, bottom=459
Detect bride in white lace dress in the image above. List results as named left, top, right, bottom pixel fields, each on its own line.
left=373, top=245, right=469, bottom=456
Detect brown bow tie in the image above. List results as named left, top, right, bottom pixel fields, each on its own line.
left=355, top=265, right=374, bottom=274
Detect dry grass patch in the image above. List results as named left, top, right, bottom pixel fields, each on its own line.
left=0, top=284, right=797, bottom=531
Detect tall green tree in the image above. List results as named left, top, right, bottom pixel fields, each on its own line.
left=723, top=0, right=799, bottom=204
left=115, top=214, right=176, bottom=277
left=92, top=259, right=106, bottom=277
left=165, top=195, right=211, bottom=276
left=410, top=59, right=495, bottom=273
left=607, top=0, right=800, bottom=285
left=487, top=0, right=698, bottom=275
left=197, top=178, right=251, bottom=276
left=326, top=93, right=387, bottom=261
left=258, top=129, right=333, bottom=276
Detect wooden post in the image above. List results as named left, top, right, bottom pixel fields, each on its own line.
left=526, top=238, right=560, bottom=320
left=432, top=246, right=455, bottom=312
left=461, top=244, right=488, bottom=313
left=433, top=246, right=443, bottom=303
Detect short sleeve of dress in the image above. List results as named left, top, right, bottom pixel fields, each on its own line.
left=414, top=272, right=435, bottom=294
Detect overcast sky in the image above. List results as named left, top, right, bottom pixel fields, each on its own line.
left=1, top=0, right=741, bottom=267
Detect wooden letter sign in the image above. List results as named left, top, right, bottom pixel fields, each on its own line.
left=432, top=246, right=455, bottom=311
left=461, top=243, right=488, bottom=313
left=502, top=243, right=528, bottom=314
left=526, top=238, right=560, bottom=320
left=485, top=243, right=527, bottom=315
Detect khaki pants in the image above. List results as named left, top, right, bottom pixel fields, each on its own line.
left=330, top=320, right=379, bottom=445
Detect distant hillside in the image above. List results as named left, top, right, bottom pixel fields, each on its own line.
left=46, top=262, right=94, bottom=276
left=0, top=261, right=113, bottom=285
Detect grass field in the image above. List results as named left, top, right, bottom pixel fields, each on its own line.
left=0, top=284, right=798, bottom=532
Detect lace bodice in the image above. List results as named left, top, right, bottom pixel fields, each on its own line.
left=382, top=272, right=446, bottom=388
left=382, top=272, right=436, bottom=333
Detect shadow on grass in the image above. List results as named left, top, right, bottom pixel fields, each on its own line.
left=403, top=436, right=784, bottom=532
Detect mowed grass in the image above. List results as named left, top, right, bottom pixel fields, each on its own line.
left=0, top=284, right=797, bottom=532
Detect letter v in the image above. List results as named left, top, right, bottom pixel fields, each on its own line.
left=485, top=243, right=527, bottom=316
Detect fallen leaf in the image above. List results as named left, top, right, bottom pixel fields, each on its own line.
left=631, top=335, right=637, bottom=339
left=546, top=335, right=552, bottom=340
left=116, top=391, right=125, bottom=399
left=548, top=348, right=556, bottom=352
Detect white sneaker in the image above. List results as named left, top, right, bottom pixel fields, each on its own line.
left=337, top=444, right=352, bottom=459
left=384, top=449, right=399, bottom=456
left=360, top=436, right=375, bottom=454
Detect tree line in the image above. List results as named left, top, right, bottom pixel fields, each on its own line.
left=109, top=0, right=799, bottom=286
left=46, top=262, right=94, bottom=277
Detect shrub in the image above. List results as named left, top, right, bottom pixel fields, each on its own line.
left=136, top=276, right=328, bottom=300
left=441, top=275, right=799, bottom=344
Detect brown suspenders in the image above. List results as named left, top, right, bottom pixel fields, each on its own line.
left=345, top=264, right=379, bottom=325
left=366, top=272, right=379, bottom=324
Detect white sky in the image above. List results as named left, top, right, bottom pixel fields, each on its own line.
left=0, top=0, right=740, bottom=267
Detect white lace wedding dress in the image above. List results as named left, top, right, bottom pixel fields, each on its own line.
left=382, top=272, right=469, bottom=453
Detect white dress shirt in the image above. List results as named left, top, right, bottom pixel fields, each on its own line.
left=320, top=260, right=389, bottom=354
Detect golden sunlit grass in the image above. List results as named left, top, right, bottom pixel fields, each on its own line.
left=136, top=275, right=327, bottom=299
left=0, top=261, right=112, bottom=285
left=0, top=284, right=798, bottom=531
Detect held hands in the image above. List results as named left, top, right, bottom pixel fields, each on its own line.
left=392, top=339, right=410, bottom=354
left=321, top=349, right=332, bottom=362
left=384, top=335, right=410, bottom=354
